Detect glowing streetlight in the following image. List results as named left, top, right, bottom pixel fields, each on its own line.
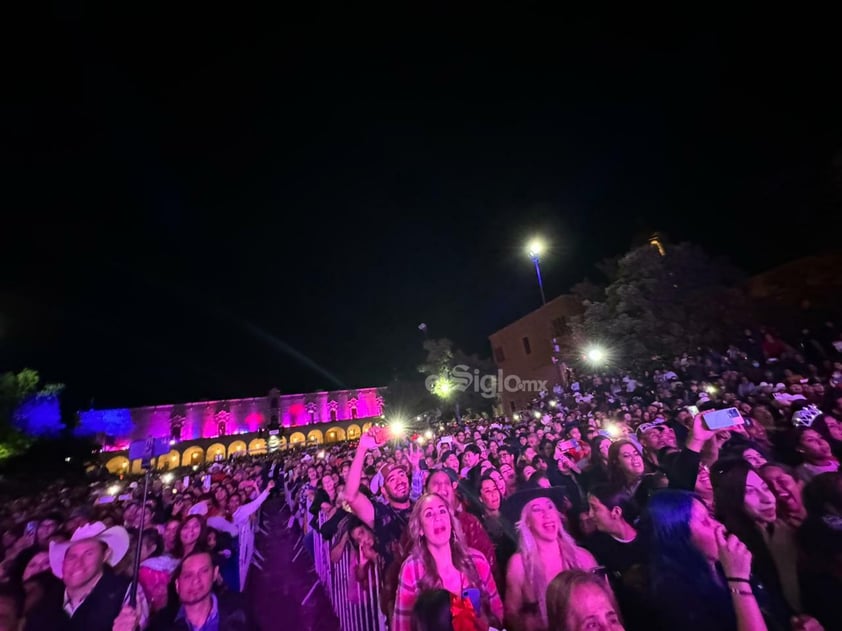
left=390, top=419, right=406, bottom=438
left=584, top=346, right=607, bottom=365
left=526, top=237, right=547, bottom=305
left=424, top=429, right=434, bottom=440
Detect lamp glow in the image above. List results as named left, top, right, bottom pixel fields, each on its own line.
left=513, top=413, right=521, bottom=421
left=390, top=419, right=406, bottom=438
left=424, top=429, right=433, bottom=440
left=705, top=385, right=718, bottom=395
left=162, top=473, right=174, bottom=484
left=584, top=346, right=607, bottom=365
left=605, top=424, right=621, bottom=438
left=533, top=411, right=541, bottom=419
left=549, top=400, right=557, bottom=407
left=527, top=238, right=544, bottom=259
left=317, top=450, right=325, bottom=459
left=107, top=484, right=121, bottom=496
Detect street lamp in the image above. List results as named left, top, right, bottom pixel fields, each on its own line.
left=526, top=238, right=547, bottom=305
left=584, top=345, right=607, bottom=365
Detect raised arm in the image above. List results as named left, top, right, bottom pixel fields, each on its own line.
left=344, top=432, right=380, bottom=529
left=233, top=480, right=275, bottom=525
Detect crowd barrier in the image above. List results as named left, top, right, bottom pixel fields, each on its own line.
left=286, top=481, right=387, bottom=631
left=238, top=509, right=260, bottom=591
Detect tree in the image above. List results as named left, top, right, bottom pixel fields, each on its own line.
left=569, top=242, right=752, bottom=370
left=417, top=338, right=496, bottom=417
left=0, top=368, right=66, bottom=459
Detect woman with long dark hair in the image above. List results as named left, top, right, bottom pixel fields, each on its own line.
left=641, top=490, right=767, bottom=631
left=392, top=493, right=502, bottom=631
left=712, top=459, right=800, bottom=616
left=172, top=515, right=208, bottom=559
left=606, top=441, right=645, bottom=495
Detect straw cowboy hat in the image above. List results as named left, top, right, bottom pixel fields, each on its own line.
left=49, top=521, right=130, bottom=579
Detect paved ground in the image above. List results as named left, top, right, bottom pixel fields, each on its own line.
left=246, top=499, right=340, bottom=631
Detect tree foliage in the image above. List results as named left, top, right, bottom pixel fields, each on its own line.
left=417, top=338, right=496, bottom=415
left=0, top=368, right=66, bottom=459
left=569, top=243, right=752, bottom=370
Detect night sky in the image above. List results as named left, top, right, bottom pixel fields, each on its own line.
left=3, top=8, right=841, bottom=412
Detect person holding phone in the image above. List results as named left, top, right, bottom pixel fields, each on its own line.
left=392, top=493, right=502, bottom=631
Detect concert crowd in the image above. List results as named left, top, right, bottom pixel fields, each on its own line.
left=287, top=325, right=842, bottom=631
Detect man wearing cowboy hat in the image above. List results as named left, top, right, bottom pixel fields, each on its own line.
left=25, top=521, right=149, bottom=631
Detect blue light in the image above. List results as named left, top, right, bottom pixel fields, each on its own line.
left=14, top=394, right=64, bottom=436
left=76, top=408, right=133, bottom=437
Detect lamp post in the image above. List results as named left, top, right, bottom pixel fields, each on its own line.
left=527, top=239, right=547, bottom=305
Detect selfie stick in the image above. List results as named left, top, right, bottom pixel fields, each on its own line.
left=129, top=463, right=152, bottom=607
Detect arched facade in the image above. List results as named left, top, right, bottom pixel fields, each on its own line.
left=248, top=438, right=267, bottom=454
left=362, top=422, right=373, bottom=433
left=206, top=443, right=226, bottom=462
left=346, top=424, right=361, bottom=440
left=182, top=446, right=205, bottom=467
left=289, top=432, right=306, bottom=446
left=307, top=429, right=324, bottom=444
left=325, top=427, right=346, bottom=443
left=227, top=440, right=247, bottom=457
left=105, top=456, right=129, bottom=475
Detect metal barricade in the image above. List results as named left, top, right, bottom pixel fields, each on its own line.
left=310, top=512, right=388, bottom=631
left=238, top=509, right=259, bottom=591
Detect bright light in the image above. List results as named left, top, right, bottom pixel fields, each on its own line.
left=513, top=413, right=521, bottom=421
left=416, top=436, right=425, bottom=445
left=192, top=465, right=199, bottom=471
left=390, top=419, right=406, bottom=438
left=107, top=484, right=121, bottom=496
left=705, top=385, right=718, bottom=395
left=317, top=450, right=325, bottom=459
left=526, top=238, right=544, bottom=259
left=533, top=411, right=541, bottom=419
left=424, top=429, right=433, bottom=440
left=169, top=439, right=176, bottom=446
left=549, top=400, right=557, bottom=407
left=416, top=416, right=421, bottom=421
left=64, top=457, right=71, bottom=463
left=162, top=473, right=174, bottom=484
left=585, top=346, right=607, bottom=365
left=605, top=424, right=621, bottom=438
left=434, top=378, right=453, bottom=398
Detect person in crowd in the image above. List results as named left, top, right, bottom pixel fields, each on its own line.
left=344, top=430, right=416, bottom=569
left=545, top=569, right=625, bottom=631
left=794, top=427, right=840, bottom=482
left=758, top=463, right=807, bottom=528
left=502, top=487, right=597, bottom=631
left=583, top=485, right=644, bottom=580
left=580, top=435, right=611, bottom=489
left=137, top=528, right=179, bottom=614
left=712, top=459, right=800, bottom=616
left=640, top=490, right=770, bottom=631
left=393, top=493, right=502, bottom=631
left=606, top=441, right=645, bottom=495
left=0, top=585, right=23, bottom=631
left=153, top=550, right=256, bottom=631
left=797, top=472, right=842, bottom=630
left=425, top=471, right=499, bottom=585
left=173, top=516, right=208, bottom=560
left=25, top=521, right=147, bottom=631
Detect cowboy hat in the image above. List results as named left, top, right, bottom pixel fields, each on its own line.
left=49, top=522, right=129, bottom=579
left=501, top=486, right=569, bottom=525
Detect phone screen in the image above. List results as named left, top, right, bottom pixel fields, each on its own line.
left=686, top=405, right=700, bottom=416
left=702, top=407, right=744, bottom=430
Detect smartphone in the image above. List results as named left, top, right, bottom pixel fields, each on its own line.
left=25, top=521, right=38, bottom=537
left=701, top=407, right=744, bottom=431
left=686, top=405, right=700, bottom=416
left=462, top=587, right=481, bottom=614
left=557, top=439, right=578, bottom=453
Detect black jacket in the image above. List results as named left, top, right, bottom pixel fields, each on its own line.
left=25, top=569, right=130, bottom=631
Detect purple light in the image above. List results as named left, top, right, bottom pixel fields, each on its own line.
left=14, top=394, right=63, bottom=436
left=76, top=408, right=133, bottom=437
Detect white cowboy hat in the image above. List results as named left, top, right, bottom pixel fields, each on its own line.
left=49, top=521, right=130, bottom=579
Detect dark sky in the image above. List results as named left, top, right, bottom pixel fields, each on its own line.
left=2, top=7, right=841, bottom=411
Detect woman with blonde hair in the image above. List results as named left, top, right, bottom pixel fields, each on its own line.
left=393, top=493, right=503, bottom=631
left=502, top=488, right=598, bottom=631
left=546, top=569, right=625, bottom=631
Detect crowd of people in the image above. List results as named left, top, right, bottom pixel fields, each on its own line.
left=0, top=454, right=280, bottom=630
left=286, top=325, right=842, bottom=631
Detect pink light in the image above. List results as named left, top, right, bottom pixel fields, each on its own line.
left=245, top=412, right=263, bottom=432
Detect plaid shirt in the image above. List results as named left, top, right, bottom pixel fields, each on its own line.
left=393, top=548, right=503, bottom=631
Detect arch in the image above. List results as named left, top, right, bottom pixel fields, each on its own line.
left=182, top=446, right=205, bottom=467
left=346, top=424, right=361, bottom=440
left=165, top=449, right=181, bottom=469
left=206, top=443, right=226, bottom=462
left=248, top=438, right=267, bottom=455
left=227, top=440, right=247, bottom=457
left=307, top=429, right=323, bottom=444
left=105, top=456, right=129, bottom=475
left=361, top=422, right=373, bottom=434
left=325, top=427, right=346, bottom=444
left=130, top=459, right=144, bottom=475
left=289, top=431, right=306, bottom=446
